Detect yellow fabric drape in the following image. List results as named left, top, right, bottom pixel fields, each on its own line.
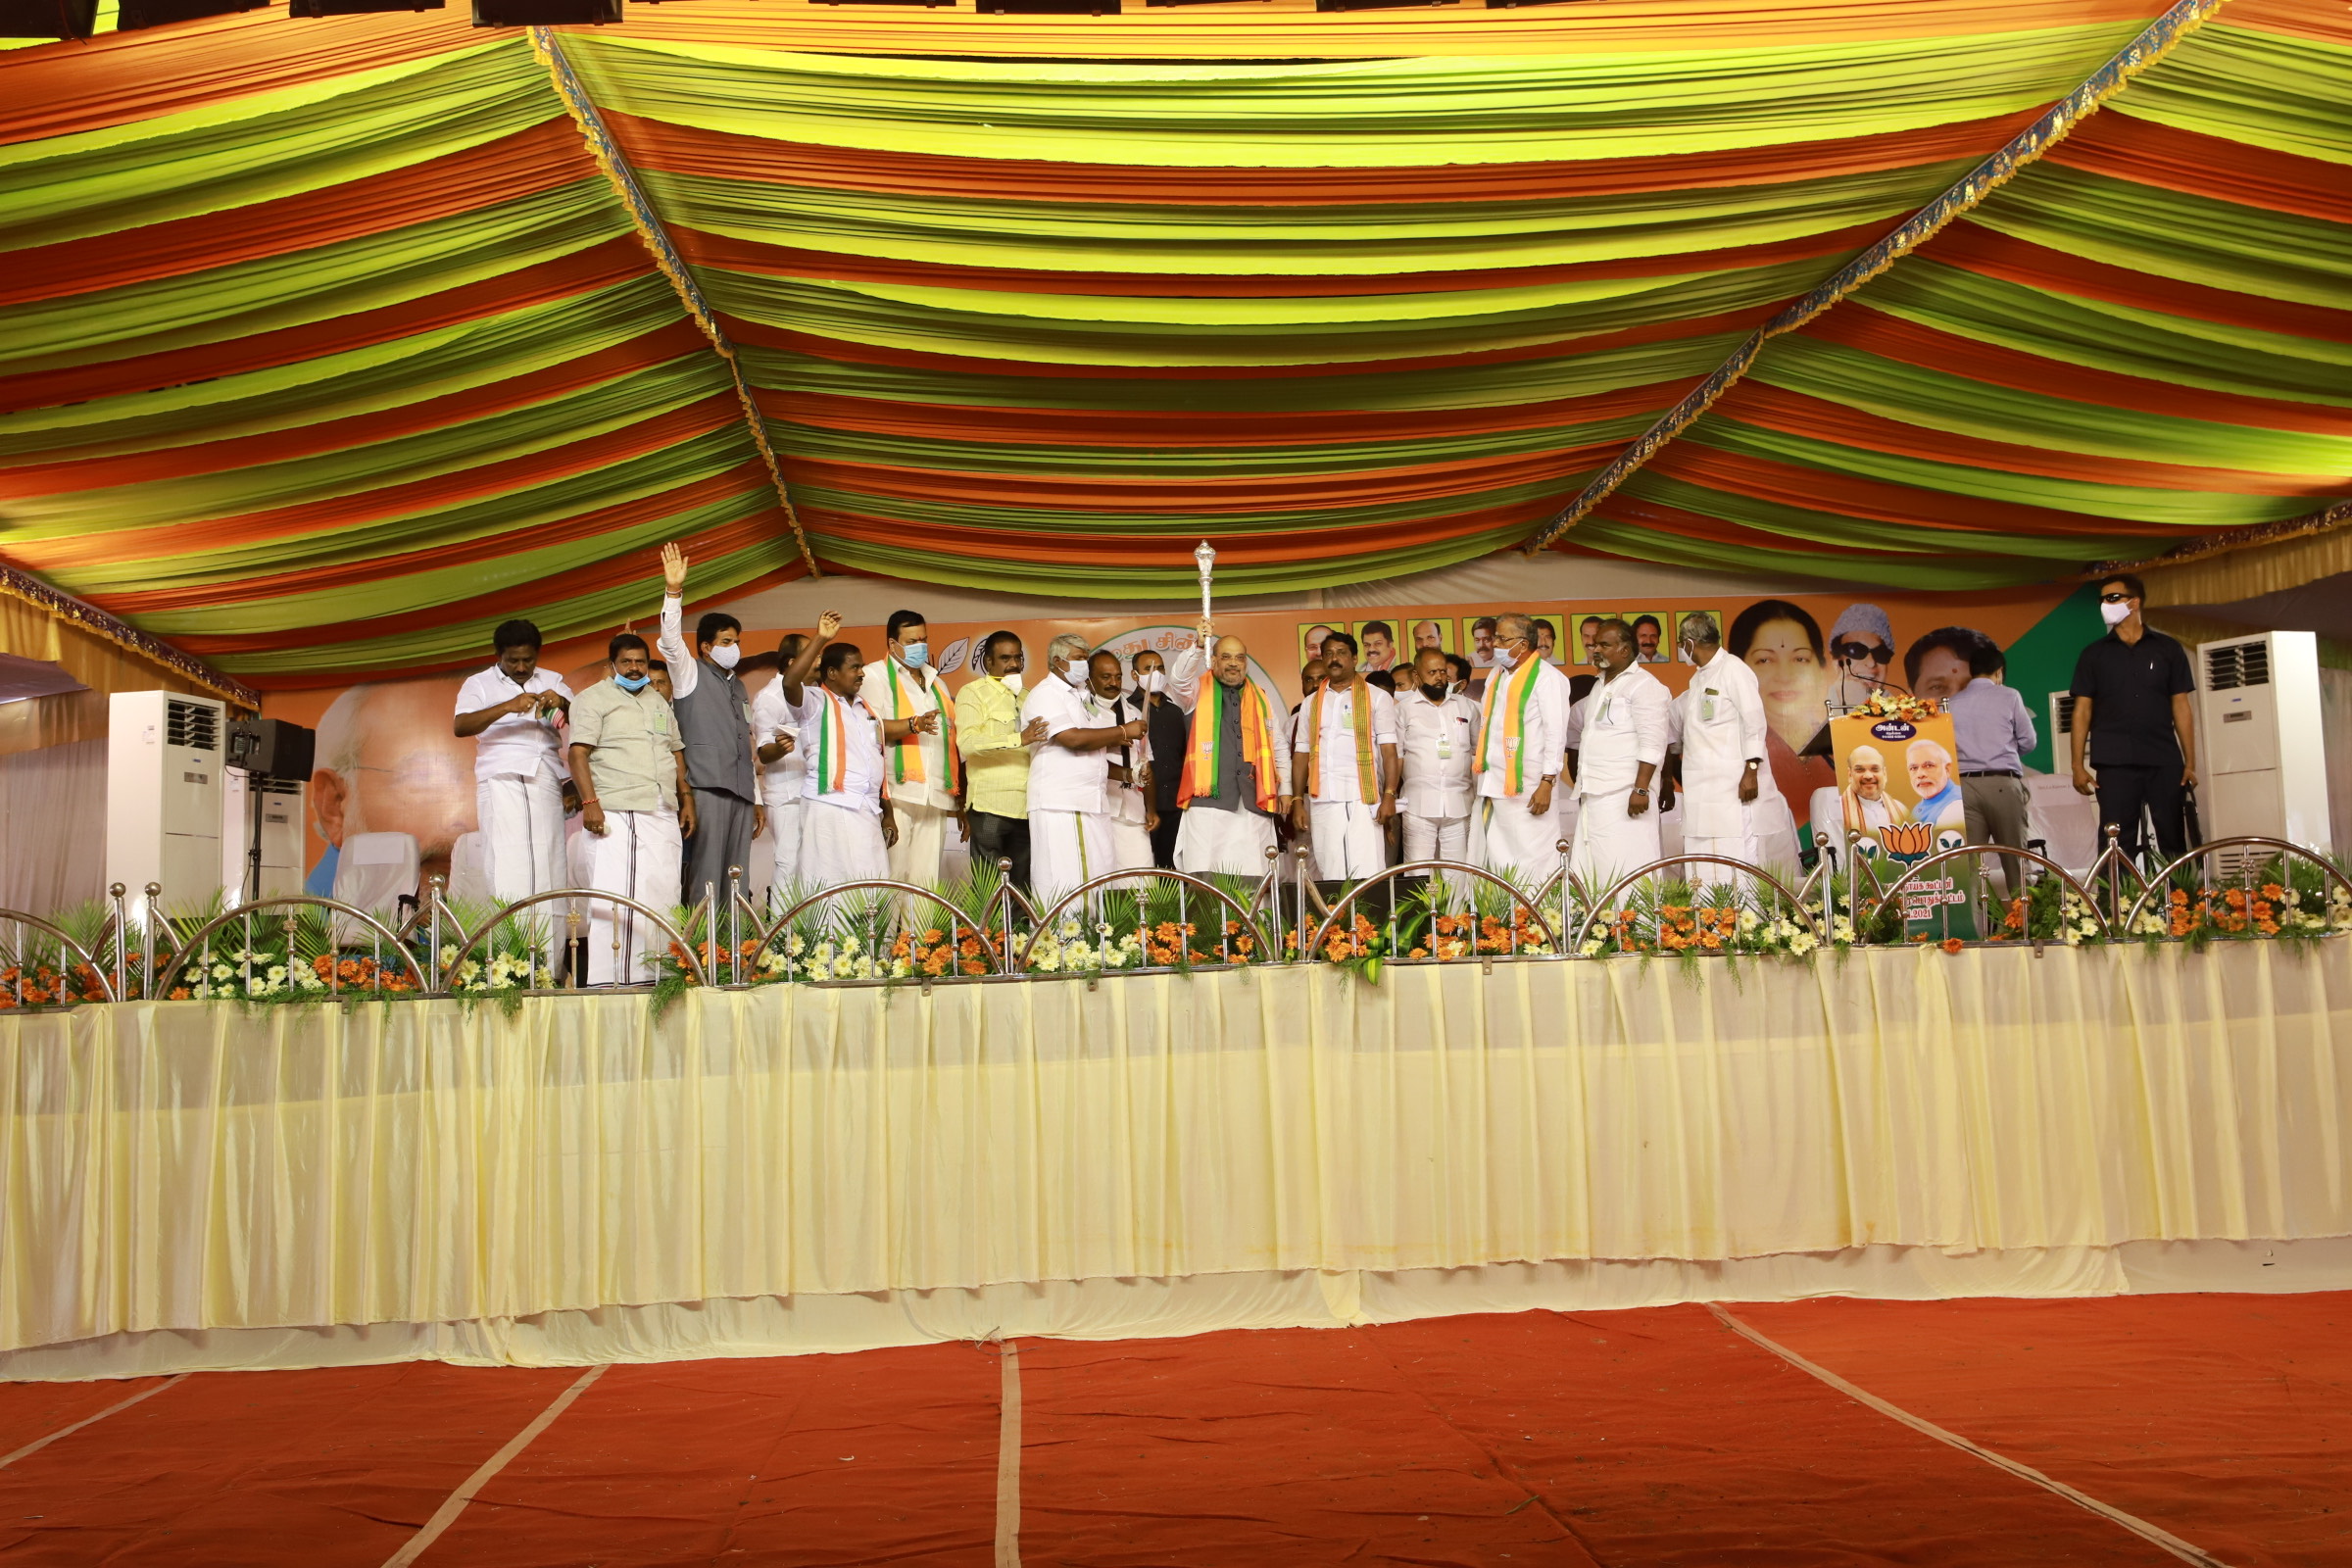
left=4, top=942, right=2348, bottom=1368
left=0, top=595, right=224, bottom=757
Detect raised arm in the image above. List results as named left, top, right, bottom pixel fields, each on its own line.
left=778, top=611, right=840, bottom=706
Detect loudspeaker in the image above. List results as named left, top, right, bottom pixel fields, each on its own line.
left=226, top=717, right=317, bottom=785
left=471, top=0, right=617, bottom=23
left=291, top=0, right=443, bottom=14
left=117, top=0, right=265, bottom=27
left=0, top=0, right=97, bottom=37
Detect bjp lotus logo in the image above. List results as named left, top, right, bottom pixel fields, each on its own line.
left=1877, top=821, right=1936, bottom=862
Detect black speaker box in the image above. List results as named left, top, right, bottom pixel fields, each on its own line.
left=227, top=717, right=318, bottom=784
left=117, top=0, right=265, bottom=28
left=471, top=0, right=618, bottom=24
left=0, top=0, right=98, bottom=36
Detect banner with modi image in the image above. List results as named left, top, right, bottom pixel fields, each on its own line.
left=1830, top=706, right=1973, bottom=939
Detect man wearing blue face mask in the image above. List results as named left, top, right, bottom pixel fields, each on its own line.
left=658, top=542, right=765, bottom=912
left=566, top=632, right=694, bottom=985
left=861, top=608, right=958, bottom=888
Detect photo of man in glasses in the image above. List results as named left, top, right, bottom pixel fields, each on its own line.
left=1827, top=603, right=1899, bottom=710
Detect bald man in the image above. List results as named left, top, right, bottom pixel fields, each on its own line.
left=1168, top=620, right=1293, bottom=876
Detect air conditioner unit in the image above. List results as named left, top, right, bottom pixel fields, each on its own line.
left=223, top=771, right=308, bottom=905
left=2197, top=630, right=2330, bottom=861
left=2047, top=692, right=2077, bottom=765
left=107, top=691, right=227, bottom=921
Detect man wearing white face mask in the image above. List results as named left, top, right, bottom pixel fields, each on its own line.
left=1022, top=633, right=1146, bottom=909
left=658, top=542, right=764, bottom=911
left=1132, top=649, right=1188, bottom=868
left=860, top=608, right=959, bottom=888
left=956, top=630, right=1048, bottom=891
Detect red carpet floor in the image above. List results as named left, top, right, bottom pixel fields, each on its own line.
left=0, top=1294, right=2345, bottom=1566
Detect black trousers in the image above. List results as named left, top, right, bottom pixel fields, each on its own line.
left=1149, top=806, right=1182, bottom=869
left=2094, top=762, right=2189, bottom=867
left=967, top=809, right=1032, bottom=892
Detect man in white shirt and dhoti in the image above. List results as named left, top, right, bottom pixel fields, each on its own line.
left=453, top=617, right=573, bottom=905
left=777, top=612, right=906, bottom=887
left=1290, top=629, right=1398, bottom=881
left=1396, top=645, right=1480, bottom=874
left=750, top=632, right=806, bottom=902
left=1667, top=611, right=1768, bottom=872
left=1567, top=618, right=1670, bottom=890
left=1024, top=635, right=1145, bottom=910
left=860, top=609, right=958, bottom=889
left=1168, top=620, right=1293, bottom=877
left=1470, top=612, right=1574, bottom=890
left=565, top=633, right=693, bottom=985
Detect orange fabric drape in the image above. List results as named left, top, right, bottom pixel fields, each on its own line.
left=2047, top=111, right=2352, bottom=226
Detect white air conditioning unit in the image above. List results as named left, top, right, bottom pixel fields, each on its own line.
left=2198, top=630, right=2330, bottom=859
left=222, top=771, right=307, bottom=905
left=2047, top=692, right=2078, bottom=767
left=107, top=691, right=227, bottom=921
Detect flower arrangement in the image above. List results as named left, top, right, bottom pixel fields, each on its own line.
left=1850, top=688, right=1942, bottom=722
left=0, top=958, right=117, bottom=1009
left=1580, top=881, right=1819, bottom=962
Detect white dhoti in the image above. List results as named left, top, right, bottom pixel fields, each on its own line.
left=475, top=770, right=567, bottom=903
left=800, top=799, right=889, bottom=891
left=1570, top=788, right=1663, bottom=891
left=1175, top=805, right=1277, bottom=879
left=1031, top=808, right=1113, bottom=912
left=583, top=808, right=682, bottom=986
left=887, top=797, right=947, bottom=889
left=1308, top=800, right=1387, bottom=880
left=1681, top=793, right=1759, bottom=885
left=1109, top=812, right=1154, bottom=874
left=1401, top=812, right=1468, bottom=864
left=1476, top=793, right=1568, bottom=891
left=764, top=799, right=804, bottom=906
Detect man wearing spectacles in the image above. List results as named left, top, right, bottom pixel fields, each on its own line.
left=1827, top=603, right=1897, bottom=710
left=2068, top=572, right=2196, bottom=866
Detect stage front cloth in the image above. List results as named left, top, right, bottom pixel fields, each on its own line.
left=4, top=943, right=2351, bottom=1380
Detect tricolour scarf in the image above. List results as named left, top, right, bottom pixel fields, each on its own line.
left=881, top=659, right=959, bottom=793
left=1475, top=655, right=1545, bottom=796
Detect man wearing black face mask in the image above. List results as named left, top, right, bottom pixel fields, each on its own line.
left=1132, top=649, right=1188, bottom=868
left=1396, top=646, right=1480, bottom=870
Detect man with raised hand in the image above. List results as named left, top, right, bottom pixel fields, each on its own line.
left=1168, top=618, right=1293, bottom=877
left=1469, top=611, right=1575, bottom=891
left=777, top=611, right=906, bottom=888
left=566, top=632, right=692, bottom=985
left=1291, top=629, right=1398, bottom=881
left=1566, top=618, right=1670, bottom=889
left=860, top=608, right=958, bottom=889
left=1023, top=634, right=1146, bottom=910
left=657, top=542, right=763, bottom=911
left=1667, top=611, right=1767, bottom=872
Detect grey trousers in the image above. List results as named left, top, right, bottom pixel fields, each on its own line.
left=1961, top=773, right=2032, bottom=895
left=682, top=786, right=758, bottom=911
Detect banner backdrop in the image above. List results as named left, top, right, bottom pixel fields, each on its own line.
left=259, top=582, right=2092, bottom=893
left=1829, top=710, right=1976, bottom=939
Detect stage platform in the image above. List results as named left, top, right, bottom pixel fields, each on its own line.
left=3, top=941, right=2349, bottom=1382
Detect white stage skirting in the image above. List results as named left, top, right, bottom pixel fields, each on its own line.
left=3, top=942, right=2349, bottom=1381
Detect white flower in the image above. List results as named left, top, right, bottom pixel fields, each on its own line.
left=1737, top=909, right=1760, bottom=934
left=212, top=962, right=232, bottom=980
left=266, top=964, right=287, bottom=983
left=789, top=934, right=807, bottom=956
left=854, top=956, right=875, bottom=978
left=1789, top=932, right=1818, bottom=956
left=1579, top=939, right=1604, bottom=956
left=891, top=957, right=913, bottom=978
left=246, top=976, right=270, bottom=996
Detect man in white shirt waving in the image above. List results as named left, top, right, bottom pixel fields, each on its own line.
left=776, top=612, right=916, bottom=888
left=1396, top=645, right=1480, bottom=870
left=1471, top=611, right=1575, bottom=890
left=1291, top=629, right=1398, bottom=881
left=452, top=618, right=573, bottom=905
left=860, top=609, right=957, bottom=889
left=1023, top=634, right=1145, bottom=910
left=1666, top=611, right=1769, bottom=872
left=1567, top=618, right=1671, bottom=889
left=749, top=633, right=806, bottom=902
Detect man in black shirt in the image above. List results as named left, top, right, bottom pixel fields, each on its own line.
left=2069, top=571, right=2197, bottom=865
left=1131, top=649, right=1189, bottom=868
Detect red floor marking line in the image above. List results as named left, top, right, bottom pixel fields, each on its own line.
left=995, top=1339, right=1022, bottom=1568
left=378, top=1363, right=608, bottom=1568
left=0, top=1373, right=185, bottom=1470
left=1707, top=1303, right=2231, bottom=1568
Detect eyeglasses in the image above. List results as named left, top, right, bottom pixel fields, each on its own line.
left=2099, top=592, right=2136, bottom=604
left=1833, top=641, right=1893, bottom=663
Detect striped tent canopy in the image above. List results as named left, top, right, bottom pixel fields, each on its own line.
left=2, top=0, right=2345, bottom=689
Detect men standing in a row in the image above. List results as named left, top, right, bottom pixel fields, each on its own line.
left=566, top=633, right=693, bottom=984
left=863, top=610, right=957, bottom=886
left=658, top=543, right=763, bottom=907
left=1170, top=619, right=1293, bottom=876
left=1667, top=612, right=1766, bottom=869
left=1396, top=645, right=1478, bottom=866
left=1292, top=629, right=1398, bottom=880
left=956, top=630, right=1041, bottom=890
left=1132, top=648, right=1187, bottom=868
left=453, top=618, right=572, bottom=905
left=776, top=611, right=902, bottom=884
left=750, top=633, right=806, bottom=897
left=1568, top=618, right=1670, bottom=887
left=1024, top=635, right=1146, bottom=907
left=1473, top=612, right=1573, bottom=888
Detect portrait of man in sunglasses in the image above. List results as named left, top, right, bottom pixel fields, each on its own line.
left=1826, top=602, right=1899, bottom=710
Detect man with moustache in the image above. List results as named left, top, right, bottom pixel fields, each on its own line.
left=1098, top=650, right=1157, bottom=873
left=1471, top=611, right=1575, bottom=888
left=1131, top=648, right=1189, bottom=868
left=1291, top=629, right=1398, bottom=880
left=1358, top=619, right=1398, bottom=674
left=956, top=630, right=1048, bottom=891
left=1566, top=618, right=1670, bottom=887
left=776, top=611, right=909, bottom=887
left=1665, top=611, right=1766, bottom=872
left=1024, top=635, right=1145, bottom=907
left=1396, top=645, right=1480, bottom=871
left=861, top=609, right=958, bottom=887
left=657, top=542, right=764, bottom=910
left=1169, top=618, right=1294, bottom=876
left=453, top=618, right=573, bottom=906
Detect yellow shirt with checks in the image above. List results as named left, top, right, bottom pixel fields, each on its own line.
left=956, top=674, right=1031, bottom=819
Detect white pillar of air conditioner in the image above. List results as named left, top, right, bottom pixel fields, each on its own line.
left=105, top=691, right=228, bottom=924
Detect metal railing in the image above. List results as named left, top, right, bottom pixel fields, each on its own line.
left=1573, top=856, right=1818, bottom=951
left=153, top=896, right=430, bottom=998
left=1869, top=845, right=2104, bottom=943
left=442, top=886, right=706, bottom=988
left=2120, top=836, right=2352, bottom=937
left=1018, top=868, right=1270, bottom=971
left=0, top=907, right=117, bottom=1007
left=1305, top=860, right=1560, bottom=961
left=762, top=879, right=1001, bottom=984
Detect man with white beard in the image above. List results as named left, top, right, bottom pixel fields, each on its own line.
left=1470, top=611, right=1573, bottom=889
left=1167, top=619, right=1293, bottom=876
left=1566, top=618, right=1669, bottom=889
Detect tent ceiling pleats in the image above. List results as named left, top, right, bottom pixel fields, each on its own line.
left=0, top=0, right=2345, bottom=685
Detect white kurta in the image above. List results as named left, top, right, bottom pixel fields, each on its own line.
left=750, top=680, right=805, bottom=900
left=1473, top=657, right=1574, bottom=888
left=1570, top=664, right=1671, bottom=889
left=799, top=799, right=889, bottom=889
left=860, top=657, right=955, bottom=887
left=1671, top=647, right=1769, bottom=865
left=455, top=664, right=573, bottom=905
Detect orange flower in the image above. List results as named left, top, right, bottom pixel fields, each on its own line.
left=1940, top=937, right=1965, bottom=954
left=169, top=987, right=191, bottom=1001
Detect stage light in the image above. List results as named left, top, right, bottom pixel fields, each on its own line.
left=470, top=0, right=616, bottom=21
left=291, top=0, right=444, bottom=14
left=0, top=0, right=97, bottom=37
left=116, top=0, right=266, bottom=27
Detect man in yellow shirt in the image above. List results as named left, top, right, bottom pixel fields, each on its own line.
left=956, top=630, right=1047, bottom=890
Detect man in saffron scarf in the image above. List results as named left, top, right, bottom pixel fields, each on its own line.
left=859, top=608, right=958, bottom=889
left=1290, top=629, right=1398, bottom=880
left=1169, top=619, right=1294, bottom=877
left=1471, top=611, right=1575, bottom=891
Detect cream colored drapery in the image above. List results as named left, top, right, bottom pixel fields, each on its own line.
left=4, top=943, right=2349, bottom=1374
